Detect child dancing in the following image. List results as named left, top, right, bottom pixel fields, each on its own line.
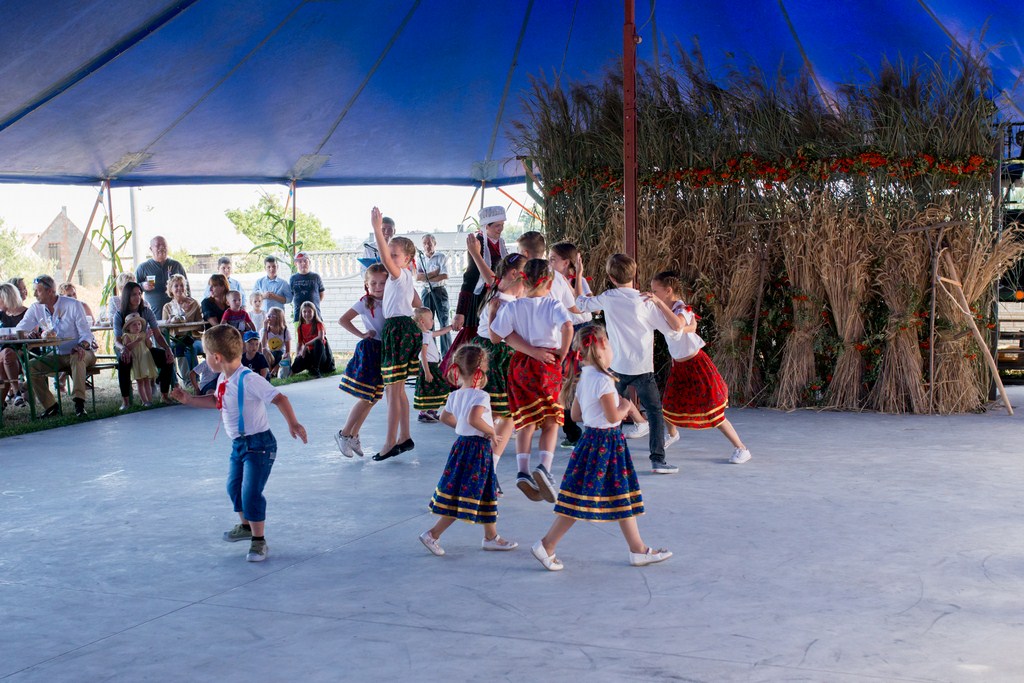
left=490, top=259, right=573, bottom=502
left=651, top=271, right=752, bottom=464
left=171, top=325, right=307, bottom=562
left=532, top=324, right=672, bottom=571
left=335, top=263, right=387, bottom=457
left=370, top=206, right=421, bottom=461
left=420, top=344, right=518, bottom=556
left=413, top=306, right=452, bottom=422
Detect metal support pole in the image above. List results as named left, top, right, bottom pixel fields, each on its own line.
left=105, top=181, right=117, bottom=280
left=623, top=0, right=638, bottom=259
left=64, top=185, right=106, bottom=283
left=129, top=186, right=140, bottom=272
left=290, top=180, right=297, bottom=256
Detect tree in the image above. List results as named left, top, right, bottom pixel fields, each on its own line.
left=226, top=194, right=337, bottom=266
left=0, top=219, right=50, bottom=282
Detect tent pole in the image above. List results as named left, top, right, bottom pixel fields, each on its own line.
left=623, top=0, right=638, bottom=260
left=105, top=181, right=118, bottom=280
left=462, top=185, right=480, bottom=223
left=64, top=185, right=106, bottom=284
left=496, top=185, right=543, bottom=224
left=290, top=180, right=297, bottom=256
left=480, top=180, right=486, bottom=211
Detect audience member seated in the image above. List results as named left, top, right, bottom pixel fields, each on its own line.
left=202, top=274, right=229, bottom=327
left=58, top=282, right=94, bottom=320
left=241, top=331, right=270, bottom=378
left=161, top=273, right=203, bottom=379
left=0, top=282, right=29, bottom=408
left=7, top=277, right=28, bottom=301
left=114, top=282, right=175, bottom=410
left=189, top=358, right=219, bottom=395
left=106, top=272, right=136, bottom=323
left=290, top=301, right=334, bottom=378
left=13, top=275, right=96, bottom=417
left=261, top=307, right=291, bottom=377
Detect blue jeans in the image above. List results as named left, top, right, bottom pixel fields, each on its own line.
left=615, top=372, right=666, bottom=462
left=227, top=430, right=277, bottom=523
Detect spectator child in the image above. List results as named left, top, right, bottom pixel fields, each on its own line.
left=412, top=306, right=452, bottom=422
left=651, top=271, right=751, bottom=464
left=368, top=206, right=421, bottom=462
left=121, top=312, right=158, bottom=406
left=419, top=344, right=518, bottom=556
left=335, top=264, right=387, bottom=457
left=190, top=359, right=219, bottom=396
left=221, top=291, right=255, bottom=333
left=241, top=330, right=270, bottom=378
left=171, top=325, right=307, bottom=562
left=261, top=307, right=291, bottom=377
left=489, top=258, right=573, bottom=502
left=574, top=253, right=683, bottom=475
left=291, top=301, right=332, bottom=377
left=249, top=292, right=267, bottom=332
left=531, top=324, right=672, bottom=571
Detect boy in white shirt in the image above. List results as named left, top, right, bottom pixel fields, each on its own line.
left=574, top=253, right=683, bottom=474
left=171, top=325, right=307, bottom=562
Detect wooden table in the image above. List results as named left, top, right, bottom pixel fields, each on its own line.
left=0, top=336, right=74, bottom=422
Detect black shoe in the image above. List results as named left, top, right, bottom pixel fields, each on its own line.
left=73, top=399, right=87, bottom=417
left=41, top=404, right=60, bottom=418
left=372, top=445, right=402, bottom=462
left=396, top=438, right=415, bottom=453
left=516, top=471, right=543, bottom=501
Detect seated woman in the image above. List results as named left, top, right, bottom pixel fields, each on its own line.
left=0, top=282, right=29, bottom=407
left=290, top=301, right=334, bottom=378
left=114, top=281, right=175, bottom=409
left=106, top=272, right=135, bottom=323
left=161, top=274, right=203, bottom=380
left=201, top=274, right=229, bottom=328
left=58, top=282, right=94, bottom=320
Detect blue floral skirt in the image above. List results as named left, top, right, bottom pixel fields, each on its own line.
left=554, top=427, right=644, bottom=521
left=338, top=338, right=383, bottom=402
left=429, top=435, right=498, bottom=524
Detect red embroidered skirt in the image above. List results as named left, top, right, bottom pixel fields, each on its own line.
left=507, top=351, right=564, bottom=429
left=663, top=350, right=729, bottom=429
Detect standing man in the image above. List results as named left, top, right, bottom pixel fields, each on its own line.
left=251, top=255, right=291, bottom=314
left=14, top=275, right=96, bottom=417
left=362, top=216, right=395, bottom=269
left=289, top=251, right=325, bottom=326
left=136, top=236, right=189, bottom=315
left=416, top=234, right=451, bottom=355
left=203, top=256, right=246, bottom=306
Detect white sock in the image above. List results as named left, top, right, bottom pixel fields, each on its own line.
left=516, top=452, right=531, bottom=473
left=539, top=450, right=554, bottom=471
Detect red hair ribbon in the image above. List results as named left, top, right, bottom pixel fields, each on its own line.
left=534, top=275, right=550, bottom=286
left=364, top=286, right=376, bottom=317
left=445, top=363, right=461, bottom=387
left=684, top=305, right=701, bottom=321
left=581, top=335, right=597, bottom=348
left=472, top=368, right=484, bottom=387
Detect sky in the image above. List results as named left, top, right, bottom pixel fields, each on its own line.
left=0, top=182, right=534, bottom=259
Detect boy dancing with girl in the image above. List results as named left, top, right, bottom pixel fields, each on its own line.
left=172, top=325, right=308, bottom=562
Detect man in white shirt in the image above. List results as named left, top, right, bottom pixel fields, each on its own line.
left=575, top=254, right=682, bottom=474
left=416, top=234, right=451, bottom=354
left=14, top=275, right=96, bottom=416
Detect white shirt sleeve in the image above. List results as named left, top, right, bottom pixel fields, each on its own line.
left=245, top=369, right=281, bottom=404
left=575, top=291, right=603, bottom=313
left=490, top=302, right=513, bottom=339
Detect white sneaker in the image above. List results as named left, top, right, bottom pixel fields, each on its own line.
left=622, top=422, right=650, bottom=439
left=334, top=431, right=354, bottom=458
left=664, top=431, right=680, bottom=449
left=419, top=530, right=445, bottom=556
left=629, top=547, right=673, bottom=566
left=729, top=448, right=752, bottom=464
left=481, top=535, right=519, bottom=551
left=350, top=435, right=364, bottom=457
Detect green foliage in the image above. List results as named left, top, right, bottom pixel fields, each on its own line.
left=226, top=193, right=336, bottom=270
left=0, top=219, right=49, bottom=282
left=92, top=218, right=132, bottom=308
left=169, top=248, right=195, bottom=270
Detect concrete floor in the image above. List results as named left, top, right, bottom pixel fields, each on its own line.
left=2, top=380, right=1023, bottom=682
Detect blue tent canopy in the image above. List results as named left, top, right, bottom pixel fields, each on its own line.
left=0, top=0, right=1021, bottom=187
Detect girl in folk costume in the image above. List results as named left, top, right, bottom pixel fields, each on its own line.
left=471, top=252, right=527, bottom=472
left=121, top=312, right=159, bottom=406
left=419, top=344, right=518, bottom=556
left=547, top=241, right=593, bottom=449
left=335, top=264, right=388, bottom=457
left=370, top=206, right=422, bottom=461
left=651, top=271, right=751, bottom=464
left=489, top=259, right=573, bottom=504
left=531, top=324, right=673, bottom=571
left=412, top=306, right=453, bottom=421
left=444, top=205, right=509, bottom=370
